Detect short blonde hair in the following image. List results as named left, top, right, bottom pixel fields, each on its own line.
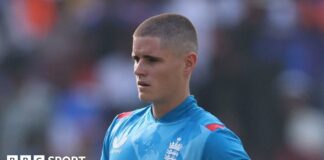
left=133, top=13, right=198, bottom=54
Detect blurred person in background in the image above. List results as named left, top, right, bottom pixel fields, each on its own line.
left=275, top=70, right=324, bottom=160
left=100, top=13, right=250, bottom=160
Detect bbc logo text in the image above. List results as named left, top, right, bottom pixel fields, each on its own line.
left=7, top=155, right=86, bottom=160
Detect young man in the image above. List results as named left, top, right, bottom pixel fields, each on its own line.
left=101, top=13, right=250, bottom=160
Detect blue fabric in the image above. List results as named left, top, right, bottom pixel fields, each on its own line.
left=101, top=96, right=250, bottom=160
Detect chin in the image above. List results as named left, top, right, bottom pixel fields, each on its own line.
left=138, top=93, right=153, bottom=102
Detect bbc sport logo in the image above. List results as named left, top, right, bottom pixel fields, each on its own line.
left=6, top=155, right=86, bottom=160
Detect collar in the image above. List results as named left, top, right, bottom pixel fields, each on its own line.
left=149, top=95, right=197, bottom=123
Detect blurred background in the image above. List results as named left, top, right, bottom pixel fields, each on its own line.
left=0, top=0, right=323, bottom=159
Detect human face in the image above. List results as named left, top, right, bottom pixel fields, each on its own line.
left=132, top=36, right=185, bottom=103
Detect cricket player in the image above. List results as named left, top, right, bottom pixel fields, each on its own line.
left=101, top=13, right=250, bottom=160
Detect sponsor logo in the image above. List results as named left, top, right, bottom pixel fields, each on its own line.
left=110, top=133, right=128, bottom=154
left=112, top=133, right=128, bottom=149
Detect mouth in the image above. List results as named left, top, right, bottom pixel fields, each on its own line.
left=137, top=81, right=150, bottom=87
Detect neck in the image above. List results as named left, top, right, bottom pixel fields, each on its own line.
left=152, top=89, right=190, bottom=119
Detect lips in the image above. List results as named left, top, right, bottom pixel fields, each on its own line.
left=137, top=81, right=150, bottom=87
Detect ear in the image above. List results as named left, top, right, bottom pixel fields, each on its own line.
left=184, top=52, right=197, bottom=76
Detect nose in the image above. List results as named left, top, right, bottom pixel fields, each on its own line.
left=134, top=60, right=146, bottom=77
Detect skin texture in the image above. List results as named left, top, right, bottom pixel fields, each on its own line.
left=132, top=36, right=197, bottom=119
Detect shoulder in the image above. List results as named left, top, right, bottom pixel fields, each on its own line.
left=195, top=109, right=250, bottom=159
left=101, top=106, right=151, bottom=159
left=103, top=106, right=150, bottom=141
left=189, top=106, right=250, bottom=159
left=116, top=107, right=147, bottom=120
left=188, top=105, right=224, bottom=130
left=201, top=127, right=250, bottom=159
left=112, top=106, right=149, bottom=126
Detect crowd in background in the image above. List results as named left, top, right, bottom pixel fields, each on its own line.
left=0, top=0, right=323, bottom=159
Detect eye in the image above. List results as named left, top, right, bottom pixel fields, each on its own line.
left=132, top=56, right=139, bottom=63
left=147, top=57, right=158, bottom=63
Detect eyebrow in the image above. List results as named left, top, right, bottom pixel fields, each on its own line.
left=143, top=55, right=163, bottom=60
left=132, top=54, right=163, bottom=61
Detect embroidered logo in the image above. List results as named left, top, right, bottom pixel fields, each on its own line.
left=164, top=137, right=183, bottom=160
left=112, top=133, right=128, bottom=149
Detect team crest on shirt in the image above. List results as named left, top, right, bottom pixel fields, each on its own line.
left=112, top=132, right=128, bottom=152
left=164, top=137, right=183, bottom=160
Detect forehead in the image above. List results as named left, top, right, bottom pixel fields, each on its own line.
left=132, top=36, right=161, bottom=55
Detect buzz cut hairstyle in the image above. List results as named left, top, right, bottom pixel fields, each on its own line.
left=133, top=13, right=198, bottom=55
